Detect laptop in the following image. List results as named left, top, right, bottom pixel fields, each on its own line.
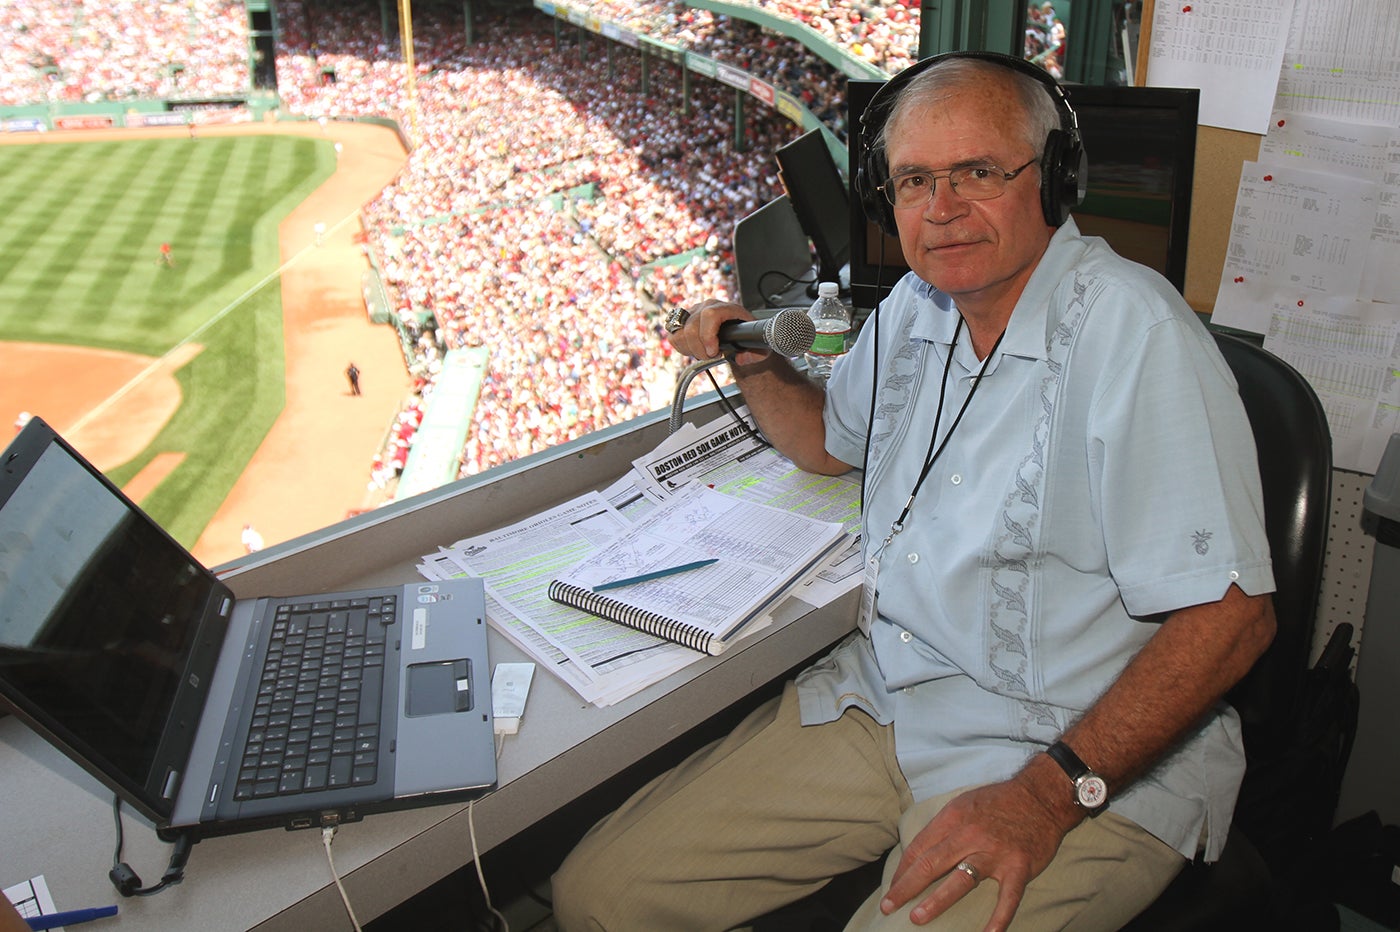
left=0, top=416, right=496, bottom=839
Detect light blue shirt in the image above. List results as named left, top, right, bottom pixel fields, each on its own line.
left=795, top=219, right=1274, bottom=860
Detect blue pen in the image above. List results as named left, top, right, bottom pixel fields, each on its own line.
left=25, top=906, right=118, bottom=931
left=592, top=558, right=719, bottom=592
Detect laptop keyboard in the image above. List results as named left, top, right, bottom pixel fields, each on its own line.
left=233, top=594, right=396, bottom=801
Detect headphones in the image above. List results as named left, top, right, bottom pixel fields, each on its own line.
left=854, top=50, right=1087, bottom=235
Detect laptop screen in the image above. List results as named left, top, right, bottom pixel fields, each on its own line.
left=0, top=432, right=215, bottom=796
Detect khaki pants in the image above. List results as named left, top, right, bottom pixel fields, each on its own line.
left=552, top=682, right=1183, bottom=931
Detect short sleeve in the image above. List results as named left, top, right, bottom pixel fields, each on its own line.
left=1090, top=317, right=1275, bottom=616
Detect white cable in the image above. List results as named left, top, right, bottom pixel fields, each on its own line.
left=322, top=825, right=363, bottom=932
left=468, top=799, right=510, bottom=932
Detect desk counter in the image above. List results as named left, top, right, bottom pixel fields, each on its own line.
left=1, top=403, right=858, bottom=931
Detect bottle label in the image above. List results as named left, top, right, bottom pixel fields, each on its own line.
left=809, top=330, right=849, bottom=356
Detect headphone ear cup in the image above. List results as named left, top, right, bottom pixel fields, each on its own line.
left=858, top=148, right=897, bottom=238
left=856, top=80, right=901, bottom=239
left=1038, top=128, right=1085, bottom=227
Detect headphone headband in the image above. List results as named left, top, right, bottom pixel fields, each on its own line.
left=855, top=50, right=1087, bottom=233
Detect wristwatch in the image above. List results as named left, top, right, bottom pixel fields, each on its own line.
left=1045, top=741, right=1109, bottom=813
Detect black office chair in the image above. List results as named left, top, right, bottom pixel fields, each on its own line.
left=1122, top=328, right=1336, bottom=929
left=753, top=329, right=1338, bottom=932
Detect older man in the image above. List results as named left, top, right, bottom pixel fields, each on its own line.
left=553, top=52, right=1276, bottom=931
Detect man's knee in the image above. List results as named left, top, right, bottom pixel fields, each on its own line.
left=551, top=838, right=628, bottom=932
left=550, top=847, right=596, bottom=931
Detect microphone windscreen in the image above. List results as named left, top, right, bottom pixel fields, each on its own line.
left=765, top=309, right=817, bottom=357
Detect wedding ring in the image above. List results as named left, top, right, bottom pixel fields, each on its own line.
left=954, top=860, right=980, bottom=883
left=666, top=306, right=690, bottom=333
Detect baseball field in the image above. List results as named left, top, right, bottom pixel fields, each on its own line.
left=0, top=121, right=412, bottom=568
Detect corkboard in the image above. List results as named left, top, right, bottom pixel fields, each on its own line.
left=1137, top=0, right=1265, bottom=317
left=1182, top=128, right=1262, bottom=315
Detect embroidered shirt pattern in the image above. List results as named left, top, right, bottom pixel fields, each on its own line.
left=988, top=270, right=1100, bottom=736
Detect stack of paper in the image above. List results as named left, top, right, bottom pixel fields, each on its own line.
left=418, top=407, right=863, bottom=707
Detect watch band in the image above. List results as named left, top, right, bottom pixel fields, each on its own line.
left=1046, top=740, right=1109, bottom=812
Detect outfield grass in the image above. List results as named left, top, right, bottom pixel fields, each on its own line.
left=0, top=134, right=336, bottom=545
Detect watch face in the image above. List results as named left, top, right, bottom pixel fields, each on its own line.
left=1076, top=774, right=1109, bottom=809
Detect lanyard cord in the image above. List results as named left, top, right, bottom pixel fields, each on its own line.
left=886, top=318, right=1006, bottom=537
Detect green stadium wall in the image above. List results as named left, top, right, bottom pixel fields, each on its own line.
left=1, top=93, right=281, bottom=131
left=395, top=347, right=490, bottom=500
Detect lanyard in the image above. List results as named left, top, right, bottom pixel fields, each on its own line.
left=876, top=317, right=1006, bottom=553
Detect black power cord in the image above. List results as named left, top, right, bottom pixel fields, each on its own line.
left=757, top=268, right=816, bottom=307
left=703, top=366, right=771, bottom=451
left=108, top=797, right=194, bottom=897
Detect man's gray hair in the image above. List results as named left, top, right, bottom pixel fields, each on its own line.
left=878, top=57, right=1062, bottom=165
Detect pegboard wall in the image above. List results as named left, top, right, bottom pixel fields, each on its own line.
left=1315, top=469, right=1376, bottom=666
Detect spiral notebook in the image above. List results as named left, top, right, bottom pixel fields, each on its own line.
left=547, top=485, right=847, bottom=655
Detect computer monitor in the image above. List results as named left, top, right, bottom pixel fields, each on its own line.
left=846, top=79, right=1199, bottom=311
left=774, top=128, right=851, bottom=297
left=732, top=194, right=817, bottom=310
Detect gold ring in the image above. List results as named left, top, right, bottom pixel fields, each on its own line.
left=666, top=306, right=690, bottom=333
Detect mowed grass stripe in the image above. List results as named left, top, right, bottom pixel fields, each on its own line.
left=1, top=133, right=337, bottom=546
left=0, top=153, right=51, bottom=231
left=0, top=145, right=127, bottom=290
left=93, top=140, right=251, bottom=344
left=0, top=148, right=86, bottom=266
left=2, top=138, right=328, bottom=349
left=1, top=141, right=218, bottom=348
left=16, top=145, right=143, bottom=346
left=72, top=142, right=230, bottom=340
left=200, top=137, right=280, bottom=286
left=130, top=140, right=245, bottom=335
left=135, top=283, right=289, bottom=545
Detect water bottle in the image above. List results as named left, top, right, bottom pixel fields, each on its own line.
left=804, top=281, right=851, bottom=383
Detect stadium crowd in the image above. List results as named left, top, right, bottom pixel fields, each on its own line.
left=275, top=0, right=861, bottom=142
left=273, top=1, right=799, bottom=477
left=748, top=0, right=920, bottom=73
left=1, top=0, right=249, bottom=105
left=1025, top=1, right=1068, bottom=77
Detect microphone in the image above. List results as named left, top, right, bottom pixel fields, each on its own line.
left=718, top=309, right=816, bottom=357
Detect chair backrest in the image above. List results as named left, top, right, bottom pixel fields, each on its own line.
left=1211, top=329, right=1332, bottom=759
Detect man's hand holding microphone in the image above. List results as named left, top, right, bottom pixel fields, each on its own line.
left=666, top=301, right=814, bottom=366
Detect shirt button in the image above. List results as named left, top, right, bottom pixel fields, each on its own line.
left=907, top=552, right=919, bottom=564
left=899, top=630, right=912, bottom=643
left=950, top=474, right=962, bottom=485
left=1229, top=570, right=1240, bottom=581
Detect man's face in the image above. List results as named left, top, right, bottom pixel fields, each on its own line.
left=886, top=79, right=1055, bottom=318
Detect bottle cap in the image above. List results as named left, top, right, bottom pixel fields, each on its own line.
left=818, top=281, right=839, bottom=297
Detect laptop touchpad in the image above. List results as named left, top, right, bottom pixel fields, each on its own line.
left=405, top=659, right=473, bottom=716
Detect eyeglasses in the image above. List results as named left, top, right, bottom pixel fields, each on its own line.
left=877, top=158, right=1038, bottom=209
